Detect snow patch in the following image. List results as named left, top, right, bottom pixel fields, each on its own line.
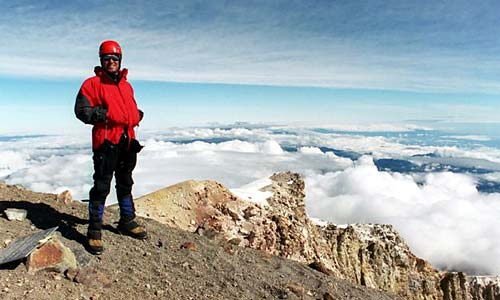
left=230, top=177, right=274, bottom=206
left=309, top=217, right=329, bottom=227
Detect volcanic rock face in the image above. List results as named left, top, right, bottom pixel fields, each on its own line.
left=135, top=172, right=499, bottom=300
left=467, top=277, right=500, bottom=300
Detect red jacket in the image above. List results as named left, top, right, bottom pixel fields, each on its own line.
left=75, top=67, right=142, bottom=150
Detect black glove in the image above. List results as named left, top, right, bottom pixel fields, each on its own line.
left=138, top=109, right=144, bottom=121
left=92, top=106, right=108, bottom=123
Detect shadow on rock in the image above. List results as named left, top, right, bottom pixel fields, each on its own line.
left=1, top=200, right=87, bottom=246
left=0, top=201, right=114, bottom=252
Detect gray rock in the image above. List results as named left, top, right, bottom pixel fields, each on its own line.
left=4, top=208, right=27, bottom=221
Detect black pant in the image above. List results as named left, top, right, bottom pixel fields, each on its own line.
left=88, top=134, right=143, bottom=231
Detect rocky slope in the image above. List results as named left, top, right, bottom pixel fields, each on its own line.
left=0, top=182, right=401, bottom=300
left=133, top=172, right=500, bottom=300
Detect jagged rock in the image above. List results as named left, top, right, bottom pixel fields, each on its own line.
left=287, top=282, right=305, bottom=295
left=56, top=190, right=73, bottom=204
left=309, top=261, right=335, bottom=276
left=71, top=248, right=92, bottom=267
left=3, top=239, right=12, bottom=247
left=65, top=268, right=79, bottom=281
left=180, top=242, right=197, bottom=251
left=73, top=267, right=110, bottom=287
left=26, top=237, right=77, bottom=273
left=467, top=276, right=500, bottom=300
left=132, top=180, right=237, bottom=232
left=134, top=172, right=498, bottom=300
left=441, top=272, right=468, bottom=300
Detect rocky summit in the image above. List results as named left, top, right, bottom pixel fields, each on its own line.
left=0, top=181, right=399, bottom=300
left=133, top=172, right=500, bottom=300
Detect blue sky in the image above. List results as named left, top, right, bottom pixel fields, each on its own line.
left=1, top=1, right=500, bottom=132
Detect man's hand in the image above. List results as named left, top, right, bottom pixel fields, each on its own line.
left=92, top=106, right=108, bottom=123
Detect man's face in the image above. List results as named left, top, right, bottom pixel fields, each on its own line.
left=101, top=54, right=120, bottom=74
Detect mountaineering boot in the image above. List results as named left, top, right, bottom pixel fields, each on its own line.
left=117, top=195, right=146, bottom=239
left=87, top=230, right=104, bottom=255
left=117, top=219, right=148, bottom=240
left=87, top=199, right=105, bottom=255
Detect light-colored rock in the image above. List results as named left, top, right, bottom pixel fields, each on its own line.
left=287, top=283, right=305, bottom=295
left=4, top=208, right=27, bottom=221
left=56, top=190, right=73, bottom=204
left=26, top=237, right=77, bottom=273
left=122, top=180, right=238, bottom=232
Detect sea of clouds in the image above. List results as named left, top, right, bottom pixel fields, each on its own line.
left=0, top=124, right=499, bottom=275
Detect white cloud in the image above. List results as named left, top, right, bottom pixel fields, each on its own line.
left=480, top=172, right=500, bottom=182
left=291, top=123, right=432, bottom=132
left=9, top=153, right=93, bottom=198
left=444, top=135, right=492, bottom=142
left=299, top=146, right=323, bottom=155
left=0, top=150, right=30, bottom=177
left=260, top=140, right=284, bottom=155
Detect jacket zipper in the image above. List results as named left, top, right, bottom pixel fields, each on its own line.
left=116, top=80, right=132, bottom=147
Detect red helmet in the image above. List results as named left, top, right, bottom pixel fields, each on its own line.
left=99, top=40, right=122, bottom=57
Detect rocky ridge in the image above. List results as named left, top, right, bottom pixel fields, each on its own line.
left=134, top=172, right=500, bottom=300
left=0, top=181, right=400, bottom=300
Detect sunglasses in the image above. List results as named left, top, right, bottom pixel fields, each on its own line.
left=101, top=55, right=120, bottom=62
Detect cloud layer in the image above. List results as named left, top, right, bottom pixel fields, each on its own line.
left=2, top=1, right=500, bottom=93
